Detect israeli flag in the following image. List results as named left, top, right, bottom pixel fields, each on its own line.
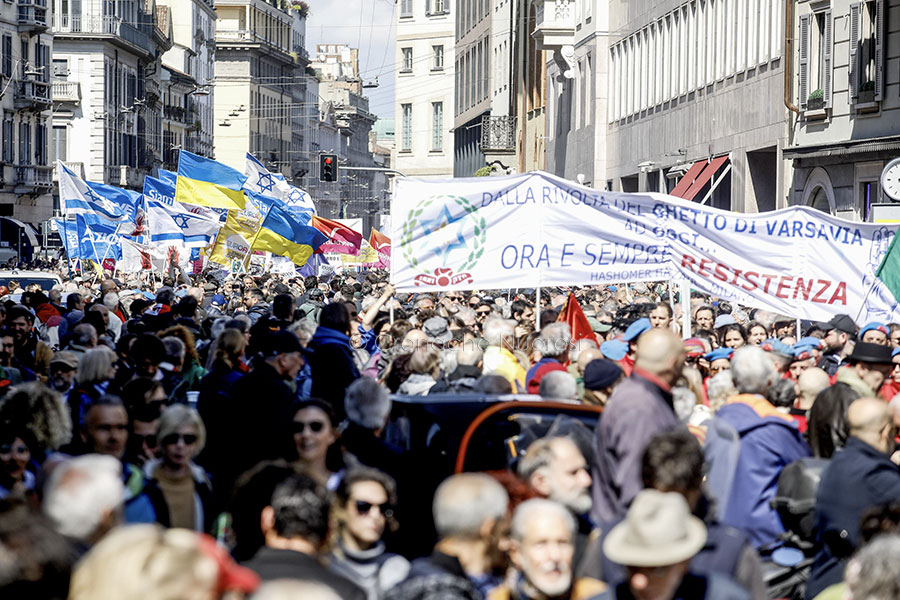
left=244, top=153, right=291, bottom=197
left=58, top=160, right=130, bottom=222
left=147, top=199, right=222, bottom=248
left=284, top=184, right=317, bottom=216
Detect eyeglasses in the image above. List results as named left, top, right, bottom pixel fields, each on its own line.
left=292, top=420, right=327, bottom=434
left=161, top=433, right=198, bottom=446
left=476, top=310, right=491, bottom=316
left=354, top=500, right=393, bottom=518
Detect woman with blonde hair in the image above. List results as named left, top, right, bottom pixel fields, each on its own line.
left=143, top=405, right=215, bottom=532
left=396, top=347, right=442, bottom=395
left=69, top=524, right=259, bottom=600
left=67, top=346, right=117, bottom=429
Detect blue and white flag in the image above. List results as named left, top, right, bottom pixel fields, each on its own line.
left=54, top=219, right=81, bottom=259
left=158, top=168, right=178, bottom=186
left=244, top=153, right=291, bottom=197
left=147, top=199, right=222, bottom=248
left=76, top=215, right=122, bottom=261
left=144, top=175, right=176, bottom=206
left=58, top=161, right=130, bottom=222
left=284, top=185, right=317, bottom=217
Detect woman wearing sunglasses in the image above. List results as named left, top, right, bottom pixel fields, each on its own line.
left=291, top=398, right=347, bottom=490
left=327, top=467, right=409, bottom=600
left=144, top=404, right=216, bottom=533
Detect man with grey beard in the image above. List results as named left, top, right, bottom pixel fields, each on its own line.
left=495, top=499, right=582, bottom=600
left=518, top=437, right=594, bottom=569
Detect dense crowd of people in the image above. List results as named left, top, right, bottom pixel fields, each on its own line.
left=1, top=266, right=900, bottom=600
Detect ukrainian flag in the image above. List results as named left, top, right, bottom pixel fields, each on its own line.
left=175, top=150, right=247, bottom=210
left=251, top=198, right=328, bottom=266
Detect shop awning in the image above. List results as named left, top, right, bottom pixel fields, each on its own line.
left=0, top=217, right=40, bottom=248
left=669, top=160, right=707, bottom=198
left=682, top=155, right=730, bottom=202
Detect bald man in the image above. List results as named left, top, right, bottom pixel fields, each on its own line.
left=591, top=328, right=686, bottom=523
left=806, top=398, right=900, bottom=599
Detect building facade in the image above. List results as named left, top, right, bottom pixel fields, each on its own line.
left=785, top=0, right=900, bottom=221
left=0, top=0, right=54, bottom=224
left=158, top=0, right=216, bottom=165
left=453, top=0, right=491, bottom=176
left=213, top=0, right=308, bottom=176
left=52, top=0, right=171, bottom=192
left=393, top=0, right=455, bottom=177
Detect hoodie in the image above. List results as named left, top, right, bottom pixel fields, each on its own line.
left=717, top=394, right=811, bottom=548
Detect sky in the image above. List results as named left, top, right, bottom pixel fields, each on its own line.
left=306, top=0, right=397, bottom=121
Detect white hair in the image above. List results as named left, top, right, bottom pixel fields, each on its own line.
left=433, top=473, right=509, bottom=539
left=289, top=319, right=318, bottom=345
left=539, top=371, right=577, bottom=401
left=456, top=307, right=476, bottom=327
left=846, top=534, right=900, bottom=600
left=536, top=323, right=572, bottom=359
left=510, top=498, right=576, bottom=542
left=456, top=343, right=484, bottom=367
left=43, top=454, right=124, bottom=541
left=344, top=377, right=392, bottom=429
left=706, top=371, right=738, bottom=412
left=77, top=346, right=116, bottom=386
left=483, top=316, right=515, bottom=347
left=103, top=292, right=119, bottom=311
left=731, top=345, right=776, bottom=396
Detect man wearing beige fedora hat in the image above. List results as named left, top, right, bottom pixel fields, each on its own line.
left=586, top=490, right=750, bottom=600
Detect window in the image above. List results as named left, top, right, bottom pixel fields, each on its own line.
left=799, top=8, right=833, bottom=110
left=1, top=117, right=12, bottom=163
left=401, top=103, right=412, bottom=151
left=52, top=59, right=68, bottom=79
left=849, top=0, right=884, bottom=102
left=433, top=45, right=443, bottom=70
left=401, top=47, right=413, bottom=72
left=1, top=35, right=11, bottom=78
left=431, top=102, right=443, bottom=150
left=433, top=0, right=447, bottom=13
left=400, top=0, right=412, bottom=17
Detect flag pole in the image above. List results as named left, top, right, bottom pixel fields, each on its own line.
left=854, top=276, right=880, bottom=323
left=535, top=286, right=541, bottom=332
left=680, top=279, right=692, bottom=339
left=668, top=279, right=678, bottom=333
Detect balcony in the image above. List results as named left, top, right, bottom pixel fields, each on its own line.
left=52, top=14, right=156, bottom=61
left=480, top=115, right=516, bottom=152
left=51, top=81, right=81, bottom=103
left=52, top=161, right=84, bottom=182
left=532, top=0, right=576, bottom=79
left=216, top=29, right=294, bottom=64
left=106, top=165, right=142, bottom=189
left=15, top=79, right=51, bottom=110
left=18, top=0, right=49, bottom=33
left=14, top=165, right=53, bottom=194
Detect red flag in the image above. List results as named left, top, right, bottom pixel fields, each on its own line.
left=558, top=292, right=595, bottom=344
left=311, top=216, right=363, bottom=255
left=368, top=229, right=391, bottom=268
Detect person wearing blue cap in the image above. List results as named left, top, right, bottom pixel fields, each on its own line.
left=704, top=348, right=733, bottom=377
left=620, top=317, right=651, bottom=376
left=789, top=340, right=820, bottom=381
left=759, top=338, right=794, bottom=376
left=207, top=294, right=227, bottom=318
left=859, top=322, right=889, bottom=346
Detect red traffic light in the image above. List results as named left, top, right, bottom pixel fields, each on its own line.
left=324, top=157, right=333, bottom=165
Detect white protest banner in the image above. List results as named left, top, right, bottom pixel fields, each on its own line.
left=391, top=172, right=900, bottom=323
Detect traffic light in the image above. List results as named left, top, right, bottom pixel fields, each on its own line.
left=319, top=153, right=338, bottom=182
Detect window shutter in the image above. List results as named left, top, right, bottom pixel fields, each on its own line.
left=425, top=0, right=430, bottom=15
left=798, top=14, right=810, bottom=109
left=875, top=0, right=884, bottom=101
left=823, top=9, right=832, bottom=108
left=848, top=2, right=860, bottom=100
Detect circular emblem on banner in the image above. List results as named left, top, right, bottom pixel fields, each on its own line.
left=400, top=194, right=486, bottom=287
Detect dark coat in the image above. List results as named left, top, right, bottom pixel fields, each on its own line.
left=805, top=436, right=900, bottom=599
left=307, top=326, right=360, bottom=418
left=211, top=360, right=296, bottom=506
left=243, top=547, right=366, bottom=600
left=716, top=395, right=810, bottom=549
left=385, top=552, right=482, bottom=600
left=589, top=572, right=750, bottom=600
left=196, top=360, right=244, bottom=473
left=591, top=368, right=682, bottom=524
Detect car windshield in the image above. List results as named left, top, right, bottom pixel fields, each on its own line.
left=0, top=277, right=58, bottom=291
